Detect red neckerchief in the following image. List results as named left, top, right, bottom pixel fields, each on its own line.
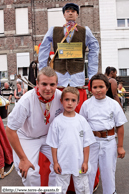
left=35, top=86, right=54, bottom=124
left=63, top=21, right=78, bottom=36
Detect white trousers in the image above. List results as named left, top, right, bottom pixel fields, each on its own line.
left=89, top=137, right=117, bottom=194
left=55, top=174, right=90, bottom=194
left=13, top=135, right=55, bottom=194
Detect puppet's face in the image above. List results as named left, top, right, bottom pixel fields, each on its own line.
left=37, top=74, right=57, bottom=100
left=64, top=9, right=78, bottom=22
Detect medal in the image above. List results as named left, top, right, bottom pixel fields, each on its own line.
left=44, top=117, right=47, bottom=123
left=46, top=102, right=50, bottom=111
left=39, top=101, right=51, bottom=125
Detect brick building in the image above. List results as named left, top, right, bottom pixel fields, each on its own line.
left=0, top=0, right=101, bottom=85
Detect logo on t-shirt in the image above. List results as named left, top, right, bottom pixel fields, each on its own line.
left=109, top=112, right=113, bottom=120
left=55, top=108, right=62, bottom=117
left=79, top=130, right=84, bottom=137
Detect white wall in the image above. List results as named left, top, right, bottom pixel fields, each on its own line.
left=99, top=0, right=129, bottom=75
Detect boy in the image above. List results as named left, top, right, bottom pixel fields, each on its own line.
left=46, top=87, right=96, bottom=194
left=80, top=73, right=127, bottom=194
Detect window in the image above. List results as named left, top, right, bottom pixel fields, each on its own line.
left=17, top=52, right=30, bottom=77
left=15, top=8, right=28, bottom=34
left=119, top=69, right=127, bottom=76
left=23, top=67, right=27, bottom=76
left=117, top=19, right=125, bottom=27
left=118, top=49, right=129, bottom=76
left=0, top=10, right=4, bottom=34
left=0, top=55, right=8, bottom=82
left=116, top=0, right=129, bottom=27
left=0, top=71, right=8, bottom=80
left=128, top=19, right=129, bottom=27
left=47, top=8, right=66, bottom=29
left=17, top=52, right=30, bottom=68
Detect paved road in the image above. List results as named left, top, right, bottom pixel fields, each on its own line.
left=0, top=106, right=129, bottom=194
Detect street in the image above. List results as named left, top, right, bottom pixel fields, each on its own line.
left=0, top=106, right=129, bottom=194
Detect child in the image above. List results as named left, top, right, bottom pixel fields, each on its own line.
left=118, top=82, right=126, bottom=107
left=46, top=87, right=96, bottom=194
left=80, top=73, right=127, bottom=194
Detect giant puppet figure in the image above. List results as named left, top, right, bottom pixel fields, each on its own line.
left=38, top=3, right=99, bottom=193
left=39, top=3, right=99, bottom=109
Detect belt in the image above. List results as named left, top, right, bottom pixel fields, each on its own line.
left=93, top=128, right=115, bottom=138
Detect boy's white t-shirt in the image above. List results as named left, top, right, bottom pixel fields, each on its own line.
left=7, top=88, right=63, bottom=139
left=80, top=96, right=127, bottom=140
left=46, top=112, right=96, bottom=176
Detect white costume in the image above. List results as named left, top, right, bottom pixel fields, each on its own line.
left=80, top=96, right=127, bottom=194
left=46, top=113, right=96, bottom=194
left=7, top=89, right=63, bottom=193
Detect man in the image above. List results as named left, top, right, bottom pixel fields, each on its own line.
left=1, top=82, right=13, bottom=103
left=39, top=3, right=99, bottom=88
left=6, top=67, right=63, bottom=194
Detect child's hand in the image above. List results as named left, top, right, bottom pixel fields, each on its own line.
left=81, top=162, right=88, bottom=174
left=54, top=162, right=62, bottom=174
left=117, top=147, right=125, bottom=159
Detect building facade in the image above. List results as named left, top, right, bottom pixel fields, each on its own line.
left=0, top=0, right=101, bottom=84
left=99, top=0, right=129, bottom=76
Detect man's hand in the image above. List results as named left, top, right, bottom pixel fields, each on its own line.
left=53, top=162, right=61, bottom=174
left=117, top=147, right=125, bottom=159
left=81, top=162, right=88, bottom=174
left=19, top=158, right=35, bottom=178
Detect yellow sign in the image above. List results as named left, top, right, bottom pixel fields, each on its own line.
left=57, top=42, right=83, bottom=59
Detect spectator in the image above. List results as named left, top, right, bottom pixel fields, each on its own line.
left=1, top=82, right=13, bottom=114
left=16, top=79, right=24, bottom=89
left=118, top=82, right=126, bottom=107
left=14, top=81, right=25, bottom=104
left=105, top=66, right=122, bottom=107
left=1, top=82, right=13, bottom=103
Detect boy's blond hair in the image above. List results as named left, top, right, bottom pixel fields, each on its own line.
left=37, top=66, right=58, bottom=83
left=61, top=87, right=80, bottom=102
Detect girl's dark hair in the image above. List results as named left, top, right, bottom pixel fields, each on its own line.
left=105, top=66, right=116, bottom=76
left=90, top=73, right=109, bottom=89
